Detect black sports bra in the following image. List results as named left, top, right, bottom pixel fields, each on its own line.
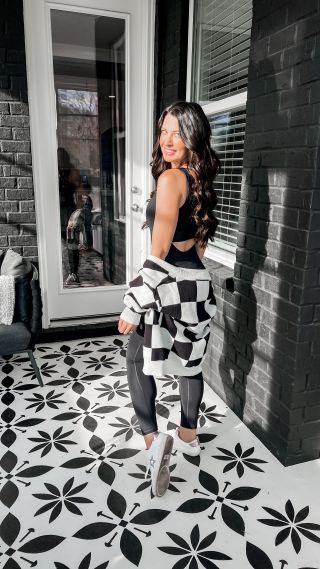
left=145, top=168, right=197, bottom=242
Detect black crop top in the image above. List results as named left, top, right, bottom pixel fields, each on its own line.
left=145, top=168, right=197, bottom=242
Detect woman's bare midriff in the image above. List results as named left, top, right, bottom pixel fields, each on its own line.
left=172, top=238, right=195, bottom=252
left=172, top=239, right=205, bottom=259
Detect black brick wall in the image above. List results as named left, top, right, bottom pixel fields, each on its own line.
left=203, top=0, right=320, bottom=465
left=0, top=0, right=37, bottom=260
left=154, top=0, right=189, bottom=123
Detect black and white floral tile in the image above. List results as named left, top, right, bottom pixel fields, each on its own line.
left=1, top=335, right=320, bottom=569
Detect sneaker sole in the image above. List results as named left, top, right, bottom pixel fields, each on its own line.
left=153, top=435, right=173, bottom=497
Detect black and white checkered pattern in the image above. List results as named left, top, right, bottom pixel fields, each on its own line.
left=120, top=255, right=217, bottom=377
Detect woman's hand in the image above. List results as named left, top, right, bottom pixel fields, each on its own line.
left=118, top=318, right=137, bottom=334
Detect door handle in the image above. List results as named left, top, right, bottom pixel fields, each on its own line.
left=131, top=203, right=142, bottom=212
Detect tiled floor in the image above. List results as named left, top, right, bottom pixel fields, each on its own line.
left=1, top=335, right=320, bottom=569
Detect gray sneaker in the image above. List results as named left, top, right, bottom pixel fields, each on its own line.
left=146, top=432, right=173, bottom=497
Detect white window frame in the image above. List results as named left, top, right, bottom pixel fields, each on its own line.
left=186, top=0, right=251, bottom=270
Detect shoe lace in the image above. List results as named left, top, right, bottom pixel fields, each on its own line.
left=145, top=466, right=151, bottom=480
left=145, top=445, right=155, bottom=479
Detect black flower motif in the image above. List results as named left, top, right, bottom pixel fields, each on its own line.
left=158, top=375, right=180, bottom=391
left=28, top=426, right=77, bottom=457
left=52, top=400, right=118, bottom=431
left=24, top=389, right=66, bottom=412
left=213, top=443, right=267, bottom=478
left=73, top=489, right=170, bottom=567
left=198, top=402, right=225, bottom=427
left=22, top=362, right=59, bottom=380
left=109, top=415, right=142, bottom=440
left=33, top=476, right=93, bottom=523
left=97, top=337, right=127, bottom=357
left=159, top=524, right=231, bottom=569
left=177, top=470, right=260, bottom=536
left=1, top=354, right=29, bottom=369
left=129, top=462, right=186, bottom=495
left=54, top=552, right=109, bottom=569
left=43, top=370, right=105, bottom=388
left=246, top=541, right=274, bottom=569
left=37, top=344, right=92, bottom=366
left=0, top=408, right=45, bottom=443
left=83, top=355, right=117, bottom=371
left=0, top=512, right=64, bottom=568
left=258, top=500, right=320, bottom=553
left=95, top=379, right=129, bottom=401
left=0, top=451, right=52, bottom=509
left=61, top=444, right=141, bottom=487
left=77, top=339, right=106, bottom=348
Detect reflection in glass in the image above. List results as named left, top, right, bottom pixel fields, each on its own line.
left=51, top=10, right=126, bottom=288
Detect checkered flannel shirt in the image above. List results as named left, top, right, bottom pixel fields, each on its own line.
left=120, top=255, right=217, bottom=377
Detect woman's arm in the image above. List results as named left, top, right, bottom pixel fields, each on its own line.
left=119, top=170, right=183, bottom=335
left=151, top=169, right=184, bottom=259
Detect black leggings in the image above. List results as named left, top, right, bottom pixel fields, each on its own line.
left=126, top=330, right=204, bottom=436
left=67, top=248, right=79, bottom=274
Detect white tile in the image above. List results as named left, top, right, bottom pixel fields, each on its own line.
left=0, top=335, right=319, bottom=569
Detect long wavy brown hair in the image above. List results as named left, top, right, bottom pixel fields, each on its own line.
left=143, top=101, right=221, bottom=247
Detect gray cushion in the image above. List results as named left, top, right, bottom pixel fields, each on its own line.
left=1, top=249, right=32, bottom=277
left=13, top=274, right=32, bottom=324
left=0, top=322, right=31, bottom=354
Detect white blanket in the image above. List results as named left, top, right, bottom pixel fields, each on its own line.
left=0, top=275, right=15, bottom=325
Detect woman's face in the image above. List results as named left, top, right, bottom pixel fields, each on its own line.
left=159, top=113, right=188, bottom=167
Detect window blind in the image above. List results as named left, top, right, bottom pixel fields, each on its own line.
left=209, top=108, right=246, bottom=248
left=191, top=0, right=253, bottom=251
left=195, top=0, right=253, bottom=102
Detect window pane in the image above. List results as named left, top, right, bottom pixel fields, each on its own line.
left=51, top=10, right=126, bottom=288
left=209, top=108, right=246, bottom=248
left=193, top=0, right=253, bottom=102
left=191, top=0, right=253, bottom=251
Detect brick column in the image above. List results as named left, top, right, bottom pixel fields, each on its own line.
left=204, top=0, right=320, bottom=465
left=0, top=0, right=37, bottom=261
left=154, top=0, right=189, bottom=123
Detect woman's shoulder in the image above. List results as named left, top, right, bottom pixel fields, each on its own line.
left=157, top=168, right=184, bottom=183
left=158, top=167, right=195, bottom=190
left=157, top=169, right=189, bottom=206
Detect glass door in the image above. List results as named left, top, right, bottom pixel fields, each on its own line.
left=52, top=11, right=126, bottom=288
left=24, top=0, right=154, bottom=326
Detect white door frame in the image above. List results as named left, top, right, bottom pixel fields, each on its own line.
left=23, top=0, right=155, bottom=328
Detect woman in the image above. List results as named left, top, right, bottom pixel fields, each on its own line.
left=65, top=168, right=84, bottom=286
left=118, top=101, right=220, bottom=497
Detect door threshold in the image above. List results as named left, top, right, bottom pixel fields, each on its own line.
left=47, top=314, right=120, bottom=328
left=39, top=315, right=121, bottom=343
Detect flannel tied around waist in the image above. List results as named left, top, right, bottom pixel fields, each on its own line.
left=120, top=255, right=217, bottom=377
